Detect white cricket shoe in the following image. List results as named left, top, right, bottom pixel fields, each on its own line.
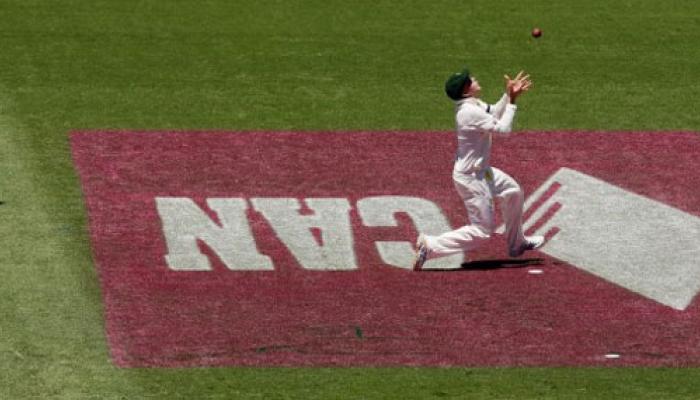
left=509, top=236, right=545, bottom=257
left=412, top=234, right=430, bottom=271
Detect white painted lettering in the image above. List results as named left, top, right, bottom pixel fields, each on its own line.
left=251, top=198, right=357, bottom=270
left=357, top=196, right=463, bottom=270
left=155, top=197, right=273, bottom=271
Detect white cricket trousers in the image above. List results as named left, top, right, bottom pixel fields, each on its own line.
left=424, top=166, right=526, bottom=258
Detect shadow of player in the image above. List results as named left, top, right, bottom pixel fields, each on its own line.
left=424, top=258, right=544, bottom=272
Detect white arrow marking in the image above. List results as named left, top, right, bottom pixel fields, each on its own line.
left=501, top=167, right=700, bottom=310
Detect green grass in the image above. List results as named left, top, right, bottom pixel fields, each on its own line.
left=1, top=0, right=699, bottom=398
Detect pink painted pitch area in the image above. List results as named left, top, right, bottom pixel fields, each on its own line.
left=70, top=130, right=700, bottom=367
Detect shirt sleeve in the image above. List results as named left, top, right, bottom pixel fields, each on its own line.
left=489, top=93, right=510, bottom=119
left=458, top=102, right=518, bottom=136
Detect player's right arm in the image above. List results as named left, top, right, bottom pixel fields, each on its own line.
left=489, top=93, right=510, bottom=119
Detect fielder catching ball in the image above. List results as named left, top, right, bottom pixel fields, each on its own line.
left=413, top=67, right=545, bottom=270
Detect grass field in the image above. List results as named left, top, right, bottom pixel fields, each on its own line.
left=1, top=0, right=699, bottom=398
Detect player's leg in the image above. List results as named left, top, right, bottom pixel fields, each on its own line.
left=491, top=167, right=544, bottom=256
left=490, top=167, right=525, bottom=253
left=420, top=173, right=496, bottom=259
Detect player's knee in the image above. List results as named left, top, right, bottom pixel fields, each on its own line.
left=475, top=221, right=495, bottom=238
left=502, top=186, right=524, bottom=203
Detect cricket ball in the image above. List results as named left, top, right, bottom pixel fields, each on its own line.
left=532, top=28, right=542, bottom=38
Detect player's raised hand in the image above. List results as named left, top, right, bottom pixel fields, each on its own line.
left=505, top=70, right=533, bottom=102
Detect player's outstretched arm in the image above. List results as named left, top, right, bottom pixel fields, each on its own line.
left=490, top=93, right=510, bottom=119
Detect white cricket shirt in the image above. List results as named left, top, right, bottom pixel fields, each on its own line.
left=453, top=94, right=517, bottom=175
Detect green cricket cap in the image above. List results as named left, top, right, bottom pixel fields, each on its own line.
left=445, top=68, right=472, bottom=100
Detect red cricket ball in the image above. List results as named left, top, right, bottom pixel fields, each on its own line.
left=532, top=28, right=542, bottom=38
